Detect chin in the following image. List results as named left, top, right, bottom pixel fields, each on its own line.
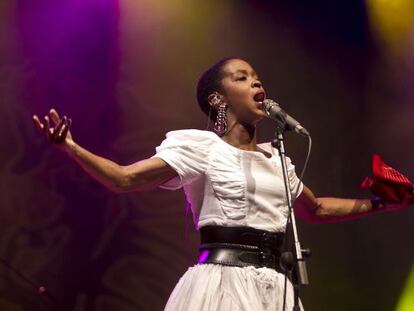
left=255, top=109, right=266, bottom=119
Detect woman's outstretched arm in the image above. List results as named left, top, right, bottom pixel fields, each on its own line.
left=33, top=109, right=177, bottom=193
left=294, top=185, right=396, bottom=224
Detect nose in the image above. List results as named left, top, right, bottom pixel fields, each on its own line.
left=252, top=80, right=262, bottom=88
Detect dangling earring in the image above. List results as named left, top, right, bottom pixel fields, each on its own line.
left=209, top=93, right=228, bottom=136
left=214, top=103, right=228, bottom=136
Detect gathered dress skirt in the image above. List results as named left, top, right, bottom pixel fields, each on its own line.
left=164, top=263, right=304, bottom=311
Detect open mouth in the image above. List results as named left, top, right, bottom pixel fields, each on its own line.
left=253, top=92, right=266, bottom=102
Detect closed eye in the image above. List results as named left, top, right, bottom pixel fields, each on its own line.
left=235, top=76, right=247, bottom=81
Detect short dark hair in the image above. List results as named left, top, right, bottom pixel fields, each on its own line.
left=196, top=57, right=239, bottom=121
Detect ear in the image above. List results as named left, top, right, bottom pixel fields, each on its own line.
left=207, top=92, right=222, bottom=108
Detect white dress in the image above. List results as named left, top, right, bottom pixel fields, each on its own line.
left=152, top=129, right=304, bottom=311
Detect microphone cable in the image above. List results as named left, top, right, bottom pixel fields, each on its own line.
left=0, top=255, right=60, bottom=308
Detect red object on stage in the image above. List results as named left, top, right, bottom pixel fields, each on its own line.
left=361, top=154, right=414, bottom=205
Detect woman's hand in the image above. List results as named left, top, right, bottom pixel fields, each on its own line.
left=33, top=109, right=73, bottom=147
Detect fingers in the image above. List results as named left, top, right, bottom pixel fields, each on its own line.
left=49, top=109, right=60, bottom=126
left=44, top=116, right=52, bottom=141
left=56, top=118, right=72, bottom=143
left=51, top=117, right=65, bottom=141
left=32, top=115, right=44, bottom=132
left=50, top=115, right=71, bottom=144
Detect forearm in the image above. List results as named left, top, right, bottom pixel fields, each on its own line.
left=62, top=140, right=126, bottom=192
left=316, top=197, right=373, bottom=216
left=294, top=186, right=388, bottom=224
left=313, top=197, right=378, bottom=223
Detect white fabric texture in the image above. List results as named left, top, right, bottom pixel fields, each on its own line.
left=151, top=129, right=304, bottom=311
left=165, top=264, right=302, bottom=311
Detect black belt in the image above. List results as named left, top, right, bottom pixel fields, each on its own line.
left=197, top=226, right=285, bottom=272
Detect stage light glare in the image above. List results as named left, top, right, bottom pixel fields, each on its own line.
left=367, top=0, right=414, bottom=52
left=395, top=265, right=414, bottom=311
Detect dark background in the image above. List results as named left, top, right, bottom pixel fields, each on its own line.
left=0, top=0, right=413, bottom=310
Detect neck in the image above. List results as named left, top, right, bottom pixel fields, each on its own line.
left=222, top=122, right=258, bottom=151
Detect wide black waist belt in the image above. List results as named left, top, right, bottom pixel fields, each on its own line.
left=197, top=225, right=285, bottom=272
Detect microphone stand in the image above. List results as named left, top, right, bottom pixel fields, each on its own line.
left=271, top=129, right=310, bottom=311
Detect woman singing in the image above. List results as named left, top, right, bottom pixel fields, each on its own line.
left=33, top=57, right=401, bottom=310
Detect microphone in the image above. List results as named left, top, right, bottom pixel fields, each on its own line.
left=261, top=99, right=310, bottom=136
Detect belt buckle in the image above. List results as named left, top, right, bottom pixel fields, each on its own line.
left=260, top=232, right=276, bottom=268
left=260, top=232, right=275, bottom=250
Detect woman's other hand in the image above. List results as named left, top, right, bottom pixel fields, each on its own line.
left=33, top=109, right=73, bottom=148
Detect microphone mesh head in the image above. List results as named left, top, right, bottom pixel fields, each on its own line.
left=261, top=99, right=279, bottom=116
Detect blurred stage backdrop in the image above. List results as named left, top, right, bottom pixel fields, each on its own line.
left=0, top=0, right=413, bottom=310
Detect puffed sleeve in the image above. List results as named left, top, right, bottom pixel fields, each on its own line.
left=286, top=156, right=304, bottom=200
left=151, top=129, right=214, bottom=190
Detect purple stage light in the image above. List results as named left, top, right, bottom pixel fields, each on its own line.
left=197, top=250, right=210, bottom=264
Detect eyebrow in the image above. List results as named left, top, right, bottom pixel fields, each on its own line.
left=231, top=69, right=259, bottom=77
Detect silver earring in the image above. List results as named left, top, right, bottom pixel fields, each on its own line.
left=214, top=103, right=227, bottom=136
left=210, top=94, right=221, bottom=107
